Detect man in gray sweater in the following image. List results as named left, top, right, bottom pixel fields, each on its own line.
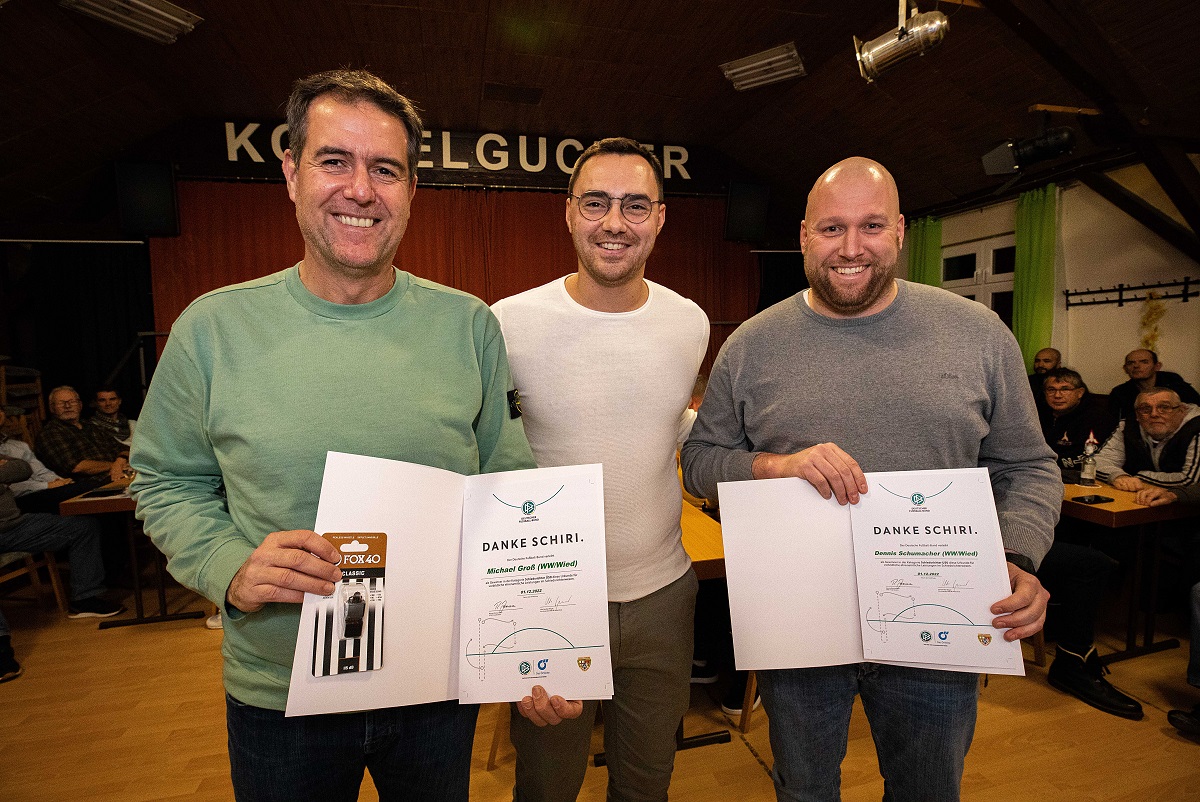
left=682, top=157, right=1059, bottom=802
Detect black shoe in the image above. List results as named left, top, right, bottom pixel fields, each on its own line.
left=690, top=660, right=718, bottom=685
left=67, top=596, right=126, bottom=619
left=0, top=639, right=21, bottom=683
left=1167, top=704, right=1200, bottom=737
left=1047, top=646, right=1143, bottom=720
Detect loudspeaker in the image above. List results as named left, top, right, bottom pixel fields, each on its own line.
left=115, top=161, right=180, bottom=237
left=724, top=181, right=770, bottom=243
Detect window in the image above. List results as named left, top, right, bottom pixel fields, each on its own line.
left=941, top=234, right=1015, bottom=329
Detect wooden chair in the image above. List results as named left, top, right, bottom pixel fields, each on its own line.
left=0, top=366, right=45, bottom=429
left=0, top=551, right=69, bottom=613
left=1025, top=630, right=1047, bottom=667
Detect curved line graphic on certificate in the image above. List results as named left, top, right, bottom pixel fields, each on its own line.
left=465, top=622, right=603, bottom=681
left=865, top=592, right=978, bottom=641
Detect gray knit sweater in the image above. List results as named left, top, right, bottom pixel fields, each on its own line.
left=682, top=280, right=1059, bottom=567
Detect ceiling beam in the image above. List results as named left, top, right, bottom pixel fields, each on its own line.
left=1078, top=172, right=1200, bottom=263
left=981, top=0, right=1200, bottom=237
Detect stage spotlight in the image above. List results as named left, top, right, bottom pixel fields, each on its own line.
left=981, top=127, right=1076, bottom=176
left=854, top=2, right=949, bottom=83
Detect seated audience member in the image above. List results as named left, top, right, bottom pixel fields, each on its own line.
left=1, top=453, right=125, bottom=681
left=1109, top=349, right=1200, bottom=422
left=90, top=387, right=136, bottom=447
left=1040, top=368, right=1118, bottom=467
left=1095, top=388, right=1200, bottom=493
left=36, top=386, right=131, bottom=483
left=1029, top=347, right=1061, bottom=415
left=0, top=406, right=99, bottom=514
left=1033, top=368, right=1141, bottom=718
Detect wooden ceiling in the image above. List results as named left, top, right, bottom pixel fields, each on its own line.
left=1, top=0, right=1197, bottom=244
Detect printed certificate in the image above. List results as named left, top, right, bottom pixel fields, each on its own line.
left=718, top=468, right=1027, bottom=677
left=459, top=463, right=613, bottom=703
left=285, top=454, right=613, bottom=717
left=850, top=468, right=1024, bottom=672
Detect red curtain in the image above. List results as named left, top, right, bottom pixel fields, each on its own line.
left=149, top=181, right=759, bottom=371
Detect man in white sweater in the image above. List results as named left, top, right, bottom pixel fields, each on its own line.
left=492, top=137, right=710, bottom=802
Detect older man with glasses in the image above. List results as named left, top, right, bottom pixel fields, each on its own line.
left=1095, top=388, right=1200, bottom=492
left=36, top=386, right=131, bottom=483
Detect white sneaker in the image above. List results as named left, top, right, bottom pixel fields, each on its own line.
left=206, top=612, right=223, bottom=630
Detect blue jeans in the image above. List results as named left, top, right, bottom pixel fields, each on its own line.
left=0, top=513, right=107, bottom=636
left=226, top=695, right=479, bottom=802
left=757, top=664, right=978, bottom=802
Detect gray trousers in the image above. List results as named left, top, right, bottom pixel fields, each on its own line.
left=511, top=568, right=697, bottom=802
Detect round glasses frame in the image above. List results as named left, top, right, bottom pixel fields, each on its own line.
left=569, top=192, right=662, bottom=224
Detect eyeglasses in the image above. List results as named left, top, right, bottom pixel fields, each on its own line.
left=1044, top=386, right=1081, bottom=395
left=1134, top=403, right=1181, bottom=416
left=569, top=192, right=662, bottom=224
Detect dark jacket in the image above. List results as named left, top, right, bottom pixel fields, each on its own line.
left=1041, top=393, right=1118, bottom=465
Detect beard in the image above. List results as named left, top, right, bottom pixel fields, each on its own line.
left=805, top=253, right=898, bottom=317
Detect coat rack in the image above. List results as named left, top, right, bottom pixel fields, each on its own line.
left=1063, top=276, right=1194, bottom=308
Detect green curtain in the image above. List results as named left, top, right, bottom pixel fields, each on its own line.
left=1013, top=184, right=1057, bottom=371
left=906, top=216, right=942, bottom=287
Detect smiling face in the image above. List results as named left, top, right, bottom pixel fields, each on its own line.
left=566, top=153, right=664, bottom=292
left=282, top=96, right=416, bottom=288
left=800, top=158, right=904, bottom=318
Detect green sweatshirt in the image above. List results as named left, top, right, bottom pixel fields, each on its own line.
left=131, top=265, right=535, bottom=710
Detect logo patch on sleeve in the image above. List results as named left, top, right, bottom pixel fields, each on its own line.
left=508, top=389, right=523, bottom=419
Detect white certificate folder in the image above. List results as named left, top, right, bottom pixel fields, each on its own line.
left=717, top=468, right=1024, bottom=676
left=286, top=453, right=612, bottom=717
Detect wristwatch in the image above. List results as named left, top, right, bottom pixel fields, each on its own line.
left=344, top=591, right=366, bottom=639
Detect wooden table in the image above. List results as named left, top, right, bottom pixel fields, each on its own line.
left=1061, top=482, right=1200, bottom=663
left=59, top=481, right=205, bottom=629
left=681, top=501, right=725, bottom=580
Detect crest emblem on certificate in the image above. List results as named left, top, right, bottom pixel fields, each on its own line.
left=977, top=634, right=992, bottom=646
left=577, top=657, right=592, bottom=671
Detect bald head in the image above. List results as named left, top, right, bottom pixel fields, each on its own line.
left=1033, top=348, right=1061, bottom=373
left=805, top=158, right=901, bottom=224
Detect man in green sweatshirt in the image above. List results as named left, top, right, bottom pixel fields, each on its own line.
left=130, top=69, right=534, bottom=802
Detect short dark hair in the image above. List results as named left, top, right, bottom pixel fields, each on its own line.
left=286, top=69, right=424, bottom=177
left=568, top=137, right=664, bottom=199
left=1043, top=367, right=1085, bottom=391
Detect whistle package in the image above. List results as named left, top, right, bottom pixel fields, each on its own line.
left=310, top=532, right=387, bottom=677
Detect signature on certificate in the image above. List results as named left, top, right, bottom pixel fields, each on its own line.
left=540, top=595, right=575, bottom=612
left=489, top=599, right=518, bottom=616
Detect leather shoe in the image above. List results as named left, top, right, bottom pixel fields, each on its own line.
left=1047, top=645, right=1144, bottom=720
left=1168, top=704, right=1200, bottom=737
